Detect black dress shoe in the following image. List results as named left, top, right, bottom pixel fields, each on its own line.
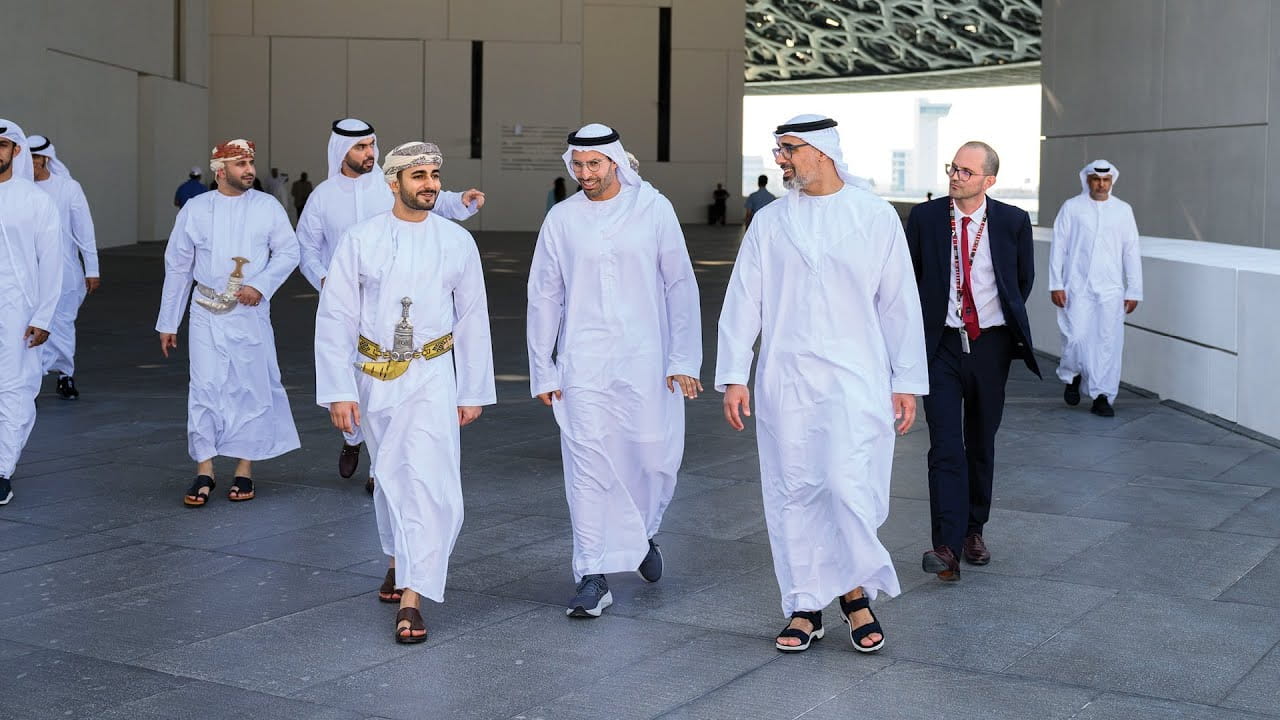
left=1091, top=395, right=1115, bottom=417
left=56, top=375, right=79, bottom=400
left=338, top=442, right=362, bottom=478
left=922, top=546, right=961, bottom=581
left=1063, top=375, right=1081, bottom=406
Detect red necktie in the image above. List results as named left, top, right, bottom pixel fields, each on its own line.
left=959, top=216, right=981, bottom=341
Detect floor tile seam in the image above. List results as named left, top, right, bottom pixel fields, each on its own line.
left=991, top=586, right=1120, bottom=675
left=505, top=626, right=726, bottom=719
left=1209, top=507, right=1280, bottom=539
left=785, top=660, right=904, bottom=719
left=279, top=604, right=550, bottom=704
left=0, top=535, right=156, bottom=579
left=1001, top=517, right=1132, bottom=579
left=1127, top=474, right=1275, bottom=497
left=0, top=536, right=143, bottom=576
left=1052, top=502, right=1280, bottom=535
left=1060, top=688, right=1109, bottom=719
left=1212, top=447, right=1274, bottom=480
left=12, top=459, right=116, bottom=480
left=1212, top=635, right=1280, bottom=711
left=91, top=501, right=369, bottom=546
left=997, top=660, right=1280, bottom=716
left=129, top=584, right=379, bottom=667
left=651, top=654, right=798, bottom=719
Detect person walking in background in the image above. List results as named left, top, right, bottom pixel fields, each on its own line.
left=28, top=135, right=99, bottom=401
left=546, top=176, right=567, bottom=213
left=1049, top=160, right=1143, bottom=418
left=710, top=183, right=730, bottom=225
left=291, top=171, right=313, bottom=220
left=175, top=167, right=207, bottom=208
left=742, top=174, right=776, bottom=230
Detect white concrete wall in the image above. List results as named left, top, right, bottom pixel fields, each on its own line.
left=208, top=0, right=745, bottom=231
left=1028, top=228, right=1280, bottom=438
left=1040, top=0, right=1280, bottom=438
left=1041, top=0, right=1275, bottom=249
left=0, top=0, right=210, bottom=246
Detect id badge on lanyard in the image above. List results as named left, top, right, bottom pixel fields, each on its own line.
left=959, top=328, right=971, bottom=354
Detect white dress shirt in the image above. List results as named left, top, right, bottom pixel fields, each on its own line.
left=945, top=199, right=1006, bottom=329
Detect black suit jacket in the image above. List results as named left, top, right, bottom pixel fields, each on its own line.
left=906, top=196, right=1041, bottom=377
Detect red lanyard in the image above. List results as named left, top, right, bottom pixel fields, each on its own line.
left=949, top=199, right=987, bottom=317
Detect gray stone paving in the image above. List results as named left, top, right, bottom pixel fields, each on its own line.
left=1, top=224, right=1278, bottom=719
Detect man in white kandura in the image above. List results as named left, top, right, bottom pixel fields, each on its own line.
left=717, top=114, right=928, bottom=654
left=157, top=139, right=301, bottom=507
left=0, top=120, right=62, bottom=507
left=28, top=135, right=100, bottom=400
left=527, top=123, right=702, bottom=619
left=1049, top=159, right=1143, bottom=418
left=298, top=118, right=485, bottom=493
left=316, top=141, right=495, bottom=644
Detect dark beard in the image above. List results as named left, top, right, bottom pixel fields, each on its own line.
left=345, top=155, right=373, bottom=176
left=226, top=174, right=254, bottom=192
left=0, top=158, right=10, bottom=177
left=400, top=185, right=437, bottom=211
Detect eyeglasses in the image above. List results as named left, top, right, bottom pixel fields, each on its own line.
left=771, top=142, right=811, bottom=160
left=571, top=158, right=611, bottom=172
left=944, top=163, right=988, bottom=181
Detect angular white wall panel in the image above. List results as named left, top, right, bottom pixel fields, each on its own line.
left=139, top=76, right=209, bottom=242
left=254, top=0, right=448, bottom=39
left=270, top=38, right=347, bottom=182
left=347, top=40, right=425, bottom=154
left=47, top=0, right=175, bottom=77
left=449, top=0, right=563, bottom=43
left=210, top=35, right=270, bottom=168
left=583, top=4, right=658, bottom=162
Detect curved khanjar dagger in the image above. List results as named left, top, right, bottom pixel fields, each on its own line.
left=194, top=256, right=251, bottom=314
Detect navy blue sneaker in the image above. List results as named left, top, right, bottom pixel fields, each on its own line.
left=0, top=476, right=12, bottom=506
left=638, top=539, right=663, bottom=582
left=566, top=574, right=612, bottom=618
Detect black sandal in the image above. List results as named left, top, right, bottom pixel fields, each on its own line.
left=377, top=567, right=403, bottom=603
left=183, top=475, right=215, bottom=507
left=840, top=594, right=885, bottom=653
left=228, top=476, right=255, bottom=502
left=365, top=476, right=375, bottom=495
left=394, top=606, right=427, bottom=644
left=775, top=610, right=824, bottom=653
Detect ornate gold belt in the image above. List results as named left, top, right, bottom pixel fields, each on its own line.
left=353, top=332, right=453, bottom=381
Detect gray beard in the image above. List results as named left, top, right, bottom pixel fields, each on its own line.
left=783, top=176, right=807, bottom=191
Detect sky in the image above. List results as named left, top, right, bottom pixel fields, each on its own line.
left=742, top=84, right=1042, bottom=198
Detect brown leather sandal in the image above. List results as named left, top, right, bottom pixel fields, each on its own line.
left=394, top=606, right=427, bottom=644
left=377, top=567, right=403, bottom=603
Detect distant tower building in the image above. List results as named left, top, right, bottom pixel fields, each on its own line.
left=914, top=99, right=951, bottom=193
left=891, top=150, right=910, bottom=192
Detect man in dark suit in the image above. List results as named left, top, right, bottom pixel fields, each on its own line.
left=906, top=141, right=1040, bottom=581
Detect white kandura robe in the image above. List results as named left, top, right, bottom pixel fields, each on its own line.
left=715, top=185, right=929, bottom=616
left=296, top=172, right=476, bottom=447
left=1049, top=195, right=1143, bottom=403
left=35, top=173, right=98, bottom=377
left=315, top=211, right=495, bottom=601
left=156, top=189, right=301, bottom=463
left=0, top=178, right=62, bottom=477
left=527, top=184, right=702, bottom=582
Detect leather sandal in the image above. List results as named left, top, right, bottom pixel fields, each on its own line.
left=377, top=567, right=403, bottom=603
left=228, top=476, right=255, bottom=502
left=394, top=606, right=427, bottom=644
left=840, top=595, right=885, bottom=653
left=183, top=475, right=215, bottom=507
left=775, top=610, right=824, bottom=653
